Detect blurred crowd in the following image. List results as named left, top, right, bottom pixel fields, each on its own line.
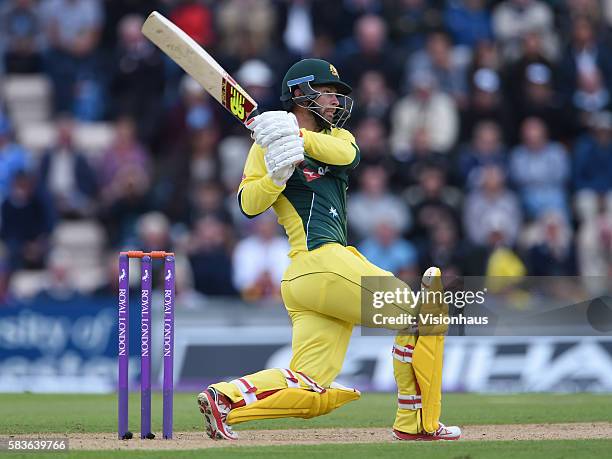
left=1, top=0, right=612, bottom=307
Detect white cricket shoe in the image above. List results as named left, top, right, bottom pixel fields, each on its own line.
left=197, top=387, right=238, bottom=440
left=393, top=423, right=461, bottom=441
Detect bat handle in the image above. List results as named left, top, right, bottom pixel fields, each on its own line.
left=246, top=108, right=260, bottom=123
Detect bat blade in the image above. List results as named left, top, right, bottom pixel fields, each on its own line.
left=142, top=11, right=258, bottom=125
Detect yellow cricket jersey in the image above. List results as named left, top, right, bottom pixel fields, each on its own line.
left=238, top=127, right=360, bottom=258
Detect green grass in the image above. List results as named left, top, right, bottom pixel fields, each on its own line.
left=0, top=392, right=610, bottom=435
left=3, top=440, right=612, bottom=459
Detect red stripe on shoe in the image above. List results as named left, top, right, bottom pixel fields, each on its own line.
left=203, top=392, right=234, bottom=440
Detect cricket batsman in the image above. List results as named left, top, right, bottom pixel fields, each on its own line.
left=197, top=58, right=461, bottom=441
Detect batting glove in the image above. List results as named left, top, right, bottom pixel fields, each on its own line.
left=264, top=134, right=304, bottom=186
left=247, top=111, right=300, bottom=147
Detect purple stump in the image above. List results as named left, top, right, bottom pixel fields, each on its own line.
left=118, top=254, right=130, bottom=439
left=140, top=255, right=153, bottom=439
left=162, top=255, right=175, bottom=439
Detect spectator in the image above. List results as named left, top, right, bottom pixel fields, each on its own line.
left=310, top=32, right=336, bottom=62
left=0, top=171, right=55, bottom=270
left=348, top=165, right=411, bottom=241
left=558, top=0, right=605, bottom=34
left=98, top=116, right=151, bottom=196
left=170, top=0, right=215, bottom=48
left=187, top=216, right=236, bottom=297
left=232, top=211, right=289, bottom=302
left=110, top=14, right=165, bottom=144
left=457, top=121, right=506, bottom=188
left=527, top=211, right=576, bottom=276
left=312, top=0, right=383, bottom=43
left=133, top=212, right=171, bottom=254
left=351, top=70, right=395, bottom=125
left=235, top=59, right=277, bottom=113
left=509, top=117, right=570, bottom=219
left=404, top=164, right=462, bottom=246
left=160, top=75, right=218, bottom=155
left=391, top=127, right=447, bottom=190
left=464, top=165, right=522, bottom=247
left=351, top=117, right=393, bottom=183
left=573, top=112, right=612, bottom=221
left=39, top=116, right=98, bottom=218
left=358, top=218, right=418, bottom=279
left=216, top=0, right=276, bottom=59
left=572, top=69, right=611, bottom=130
left=280, top=0, right=315, bottom=56
left=157, top=126, right=221, bottom=223
left=557, top=16, right=612, bottom=104
left=444, top=0, right=493, bottom=49
left=0, top=0, right=44, bottom=73
left=390, top=70, right=458, bottom=155
left=41, top=0, right=105, bottom=117
left=481, top=211, right=526, bottom=287
left=336, top=14, right=402, bottom=89
left=484, top=227, right=526, bottom=281
left=99, top=0, right=160, bottom=51
left=0, top=114, right=30, bottom=202
left=460, top=68, right=511, bottom=143
left=513, top=62, right=572, bottom=142
left=98, top=117, right=152, bottom=245
left=218, top=132, right=252, bottom=193
left=467, top=39, right=502, bottom=82
left=492, top=0, right=558, bottom=61
left=407, top=30, right=469, bottom=107
left=383, top=0, right=441, bottom=54
left=99, top=163, right=152, bottom=246
left=420, top=220, right=472, bottom=277
left=504, top=32, right=554, bottom=108
left=35, top=251, right=80, bottom=302
left=188, top=181, right=233, bottom=226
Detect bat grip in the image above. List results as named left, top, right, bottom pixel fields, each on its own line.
left=246, top=108, right=260, bottom=123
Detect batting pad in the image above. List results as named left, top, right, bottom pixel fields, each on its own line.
left=226, top=386, right=360, bottom=425
left=412, top=335, right=445, bottom=433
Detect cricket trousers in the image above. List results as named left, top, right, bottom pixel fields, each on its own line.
left=210, top=243, right=433, bottom=433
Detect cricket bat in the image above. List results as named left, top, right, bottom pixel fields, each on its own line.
left=141, top=11, right=259, bottom=125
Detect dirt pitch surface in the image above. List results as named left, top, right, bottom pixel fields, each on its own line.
left=9, top=423, right=612, bottom=450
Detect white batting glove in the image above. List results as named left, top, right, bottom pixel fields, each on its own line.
left=247, top=111, right=300, bottom=147
left=264, top=134, right=304, bottom=186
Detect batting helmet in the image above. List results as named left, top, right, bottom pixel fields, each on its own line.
left=280, top=58, right=353, bottom=128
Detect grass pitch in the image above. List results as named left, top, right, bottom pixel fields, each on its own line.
left=1, top=392, right=611, bottom=457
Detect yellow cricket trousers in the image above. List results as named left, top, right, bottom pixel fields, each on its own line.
left=211, top=243, right=424, bottom=433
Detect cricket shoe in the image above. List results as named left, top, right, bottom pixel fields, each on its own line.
left=393, top=423, right=461, bottom=441
left=197, top=387, right=238, bottom=440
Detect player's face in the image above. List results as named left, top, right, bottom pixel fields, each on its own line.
left=313, top=85, right=340, bottom=122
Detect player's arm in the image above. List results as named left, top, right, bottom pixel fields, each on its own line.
left=301, top=128, right=360, bottom=168
left=237, top=143, right=286, bottom=218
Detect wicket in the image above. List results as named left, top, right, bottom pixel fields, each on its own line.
left=117, top=251, right=176, bottom=440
